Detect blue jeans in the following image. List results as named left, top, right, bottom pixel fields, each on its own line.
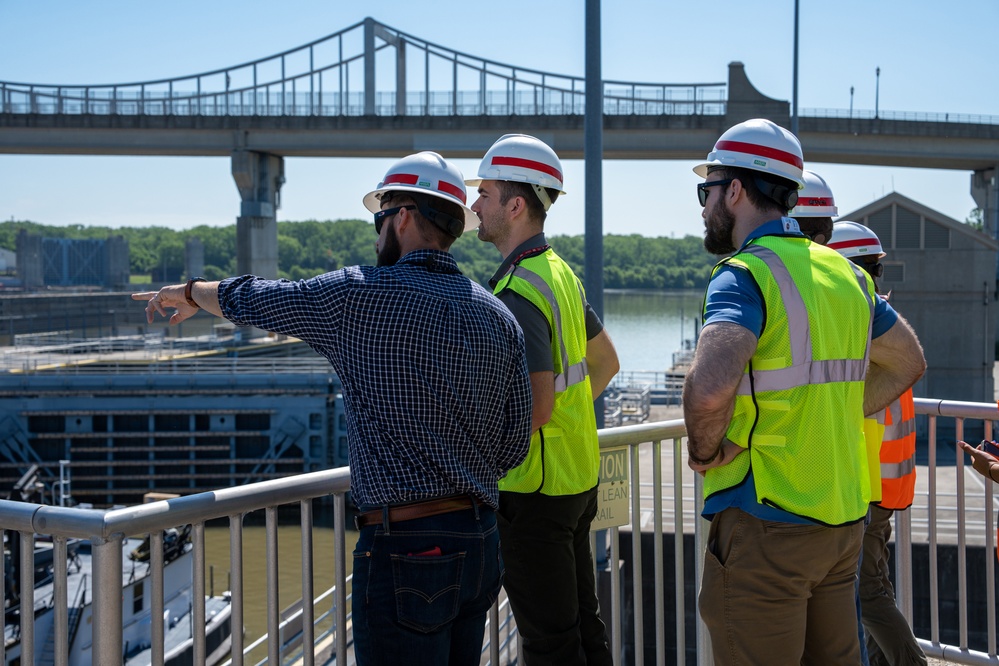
left=351, top=504, right=502, bottom=666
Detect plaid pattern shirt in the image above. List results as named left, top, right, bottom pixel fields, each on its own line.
left=218, top=249, right=532, bottom=508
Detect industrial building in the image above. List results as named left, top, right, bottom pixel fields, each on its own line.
left=840, top=192, right=998, bottom=404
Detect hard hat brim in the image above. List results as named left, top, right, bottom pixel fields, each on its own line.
left=465, top=177, right=567, bottom=196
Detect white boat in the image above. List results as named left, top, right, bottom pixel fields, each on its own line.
left=3, top=526, right=233, bottom=666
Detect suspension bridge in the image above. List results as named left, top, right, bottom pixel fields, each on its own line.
left=2, top=17, right=999, bottom=276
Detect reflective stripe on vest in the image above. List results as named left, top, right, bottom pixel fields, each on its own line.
left=877, top=390, right=917, bottom=509
left=508, top=265, right=589, bottom=392
left=735, top=245, right=873, bottom=396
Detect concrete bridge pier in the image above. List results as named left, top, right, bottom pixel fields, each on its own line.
left=971, top=167, right=999, bottom=239
left=232, top=150, right=284, bottom=279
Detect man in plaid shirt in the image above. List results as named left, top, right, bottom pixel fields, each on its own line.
left=134, top=151, right=532, bottom=666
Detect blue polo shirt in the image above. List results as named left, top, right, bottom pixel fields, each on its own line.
left=701, top=218, right=897, bottom=524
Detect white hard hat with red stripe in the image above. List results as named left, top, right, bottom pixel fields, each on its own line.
left=466, top=134, right=566, bottom=211
left=828, top=221, right=886, bottom=259
left=790, top=170, right=838, bottom=217
left=363, top=151, right=478, bottom=232
left=693, top=118, right=805, bottom=188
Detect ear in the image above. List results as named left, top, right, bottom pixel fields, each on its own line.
left=394, top=205, right=414, bottom=235
left=508, top=194, right=526, bottom=218
left=726, top=178, right=744, bottom=205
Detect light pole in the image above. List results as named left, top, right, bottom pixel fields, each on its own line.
left=875, top=66, right=881, bottom=119
left=849, top=86, right=854, bottom=118
left=791, top=0, right=799, bottom=135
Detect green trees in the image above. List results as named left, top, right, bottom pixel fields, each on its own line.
left=0, top=219, right=715, bottom=291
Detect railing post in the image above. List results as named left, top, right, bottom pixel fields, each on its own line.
left=150, top=529, right=165, bottom=666
left=229, top=514, right=245, bottom=666
left=19, top=532, right=35, bottom=664
left=53, top=537, right=69, bottom=666
left=91, top=533, right=124, bottom=666
left=266, top=506, right=280, bottom=665
left=334, top=493, right=348, bottom=663
left=300, top=499, right=315, bottom=666
left=629, top=445, right=644, bottom=660
left=193, top=522, right=207, bottom=666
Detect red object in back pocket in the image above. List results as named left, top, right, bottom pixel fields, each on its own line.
left=408, top=546, right=443, bottom=557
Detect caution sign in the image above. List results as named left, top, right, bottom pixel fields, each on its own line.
left=591, top=447, right=629, bottom=530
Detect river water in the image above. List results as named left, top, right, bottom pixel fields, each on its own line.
left=202, top=288, right=703, bottom=659
left=602, top=289, right=703, bottom=372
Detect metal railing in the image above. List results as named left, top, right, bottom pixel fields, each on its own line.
left=3, top=399, right=999, bottom=664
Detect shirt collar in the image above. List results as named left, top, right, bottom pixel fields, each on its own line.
left=396, top=249, right=461, bottom=274
left=740, top=217, right=803, bottom=250
left=489, top=233, right=548, bottom=288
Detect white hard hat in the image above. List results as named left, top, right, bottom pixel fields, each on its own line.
left=466, top=134, right=566, bottom=211
left=828, top=221, right=886, bottom=259
left=790, top=170, right=838, bottom=217
left=694, top=118, right=805, bottom=188
left=363, top=151, right=478, bottom=234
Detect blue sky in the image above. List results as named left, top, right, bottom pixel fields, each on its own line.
left=0, top=1, right=995, bottom=239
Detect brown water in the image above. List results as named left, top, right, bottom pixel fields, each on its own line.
left=202, top=507, right=360, bottom=663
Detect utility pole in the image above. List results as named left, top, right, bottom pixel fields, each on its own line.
left=791, top=0, right=800, bottom=135
left=584, top=0, right=604, bottom=427
left=850, top=86, right=854, bottom=118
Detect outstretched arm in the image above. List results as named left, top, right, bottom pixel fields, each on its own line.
left=132, top=280, right=223, bottom=325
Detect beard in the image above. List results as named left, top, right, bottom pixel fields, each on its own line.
left=377, top=221, right=403, bottom=267
left=703, top=198, right=737, bottom=255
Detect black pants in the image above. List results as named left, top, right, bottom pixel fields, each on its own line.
left=497, top=487, right=613, bottom=666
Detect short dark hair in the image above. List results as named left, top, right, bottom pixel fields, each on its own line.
left=379, top=191, right=462, bottom=248
left=792, top=217, right=834, bottom=245
left=495, top=180, right=560, bottom=225
left=714, top=166, right=797, bottom=216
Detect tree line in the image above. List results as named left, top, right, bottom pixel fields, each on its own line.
left=0, top=219, right=718, bottom=291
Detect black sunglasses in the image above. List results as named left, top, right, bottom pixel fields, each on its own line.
left=373, top=205, right=417, bottom=234
left=864, top=261, right=884, bottom=279
left=697, top=179, right=734, bottom=207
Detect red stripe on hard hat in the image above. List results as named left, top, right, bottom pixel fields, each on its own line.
left=383, top=173, right=420, bottom=186
left=491, top=156, right=563, bottom=183
left=801, top=197, right=834, bottom=207
left=384, top=172, right=466, bottom=204
left=828, top=238, right=874, bottom=250
left=436, top=178, right=467, bottom=204
left=715, top=140, right=804, bottom=170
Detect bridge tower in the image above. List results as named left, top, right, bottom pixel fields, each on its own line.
left=231, top=150, right=284, bottom=279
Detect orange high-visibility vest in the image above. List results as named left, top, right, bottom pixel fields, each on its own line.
left=877, top=388, right=916, bottom=510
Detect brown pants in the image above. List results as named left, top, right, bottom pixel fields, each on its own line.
left=860, top=504, right=927, bottom=666
left=699, top=507, right=865, bottom=665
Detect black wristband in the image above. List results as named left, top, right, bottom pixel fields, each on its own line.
left=185, top=277, right=206, bottom=308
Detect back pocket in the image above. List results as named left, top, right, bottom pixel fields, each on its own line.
left=391, top=551, right=466, bottom=633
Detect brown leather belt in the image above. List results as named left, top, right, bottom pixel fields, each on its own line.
left=354, top=495, right=486, bottom=529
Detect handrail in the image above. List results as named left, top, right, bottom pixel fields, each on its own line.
left=4, top=398, right=999, bottom=664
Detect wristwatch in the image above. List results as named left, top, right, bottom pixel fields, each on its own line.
left=185, top=277, right=206, bottom=308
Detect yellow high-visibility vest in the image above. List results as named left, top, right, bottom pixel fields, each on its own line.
left=495, top=249, right=599, bottom=496
left=702, top=236, right=875, bottom=526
